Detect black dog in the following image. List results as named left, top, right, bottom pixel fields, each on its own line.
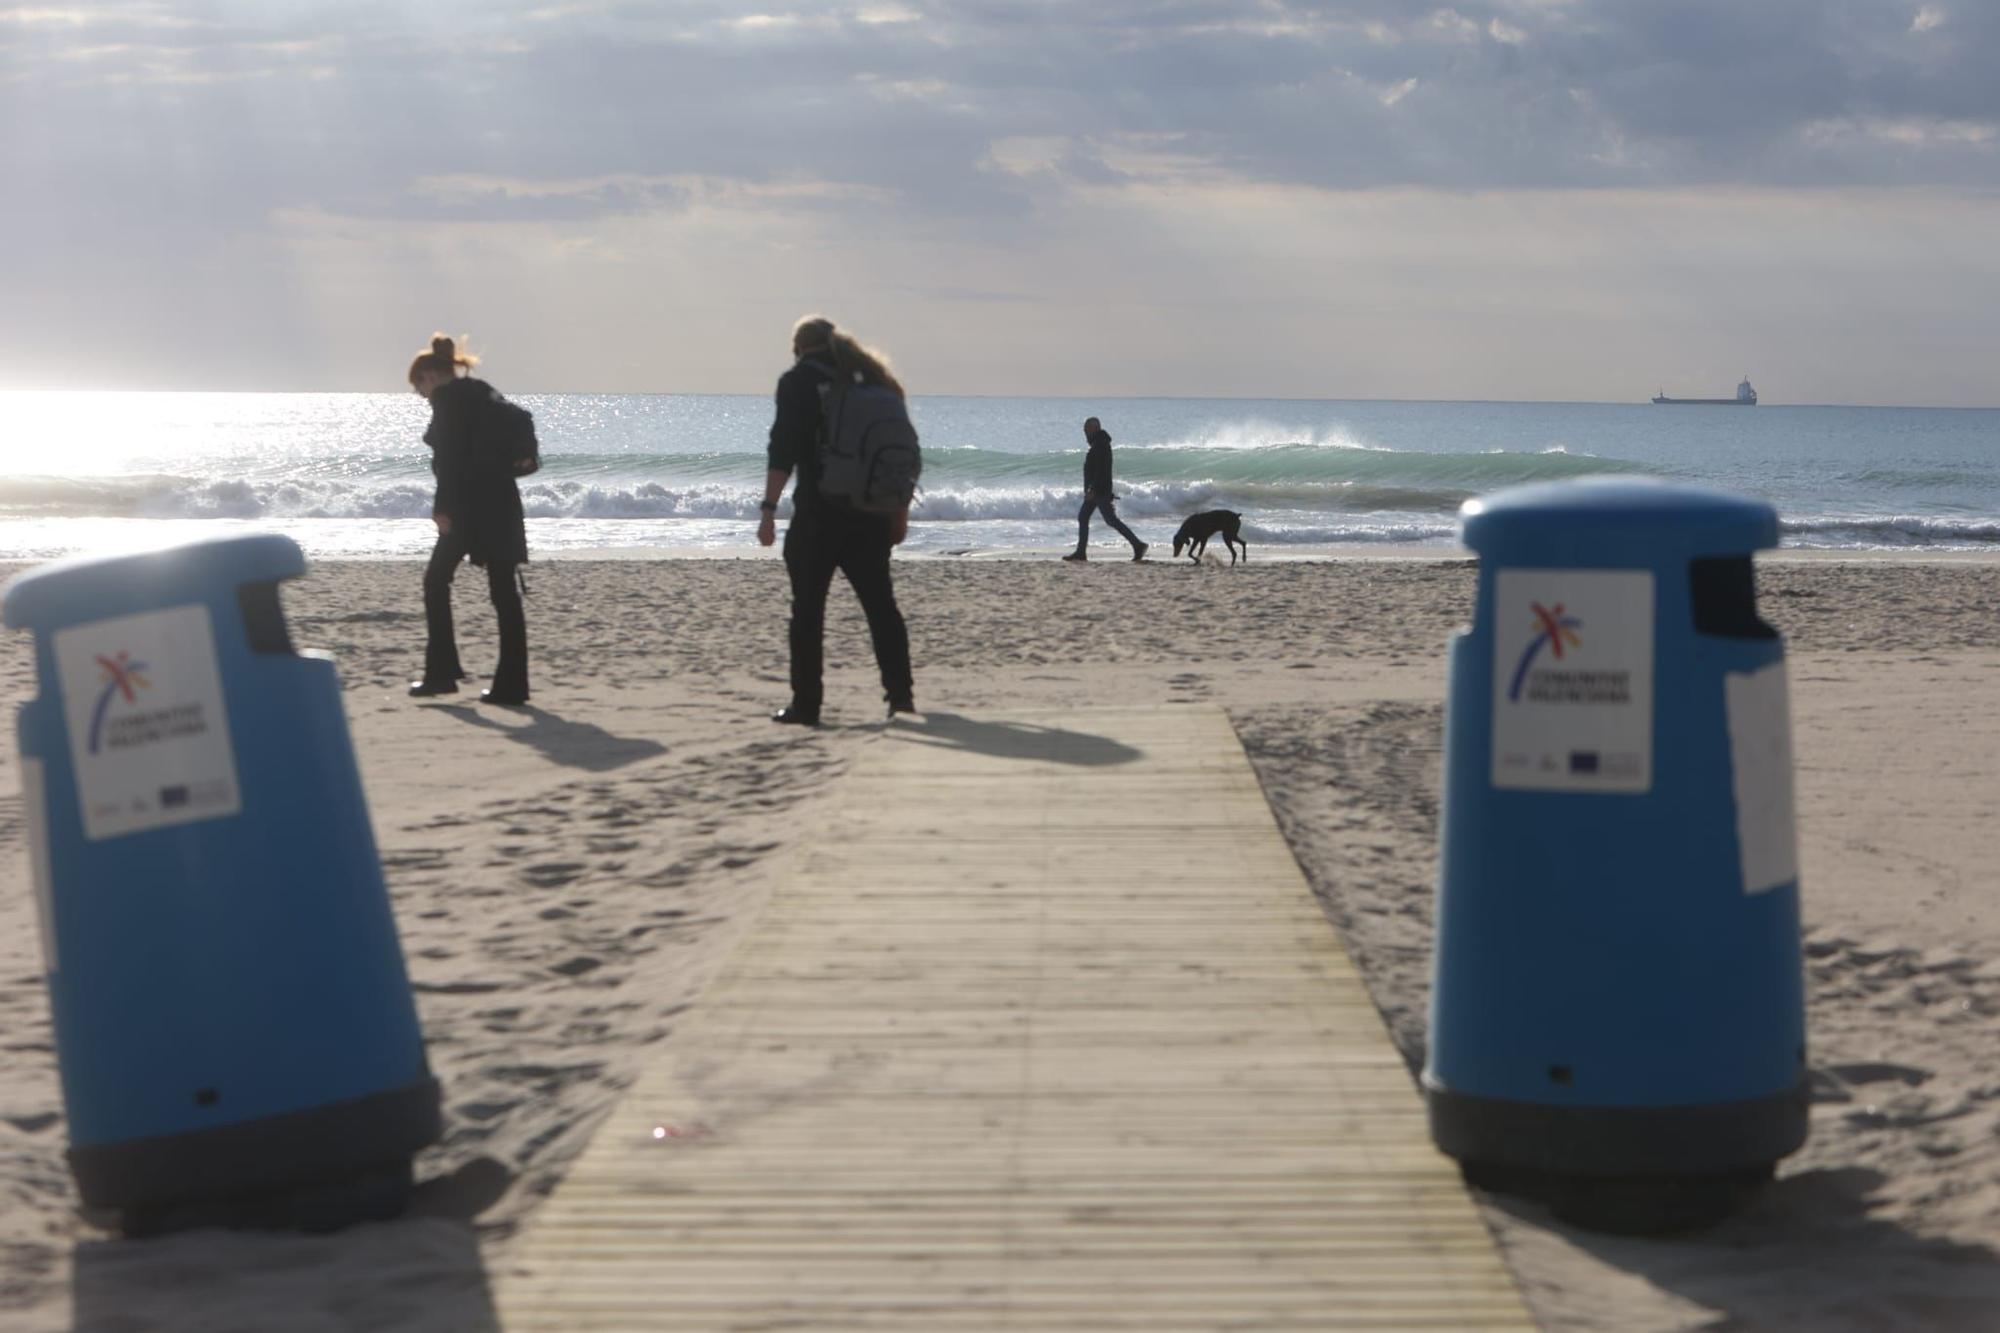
left=1171, top=510, right=1248, bottom=564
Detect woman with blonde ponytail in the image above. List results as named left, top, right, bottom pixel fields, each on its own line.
left=756, top=315, right=915, bottom=726
left=826, top=329, right=904, bottom=399
left=406, top=333, right=532, bottom=705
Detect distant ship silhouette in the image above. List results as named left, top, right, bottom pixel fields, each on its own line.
left=1653, top=377, right=1757, bottom=406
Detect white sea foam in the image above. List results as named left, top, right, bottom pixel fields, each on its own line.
left=1779, top=515, right=2000, bottom=547
left=0, top=391, right=1993, bottom=558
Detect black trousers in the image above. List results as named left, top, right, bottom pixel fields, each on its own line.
left=423, top=529, right=527, bottom=693
left=783, top=503, right=912, bottom=714
left=1076, top=496, right=1142, bottom=553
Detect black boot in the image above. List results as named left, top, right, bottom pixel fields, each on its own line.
left=485, top=563, right=529, bottom=706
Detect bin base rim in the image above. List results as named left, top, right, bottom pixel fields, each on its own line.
left=1424, top=1073, right=1809, bottom=1177
left=69, top=1077, right=441, bottom=1212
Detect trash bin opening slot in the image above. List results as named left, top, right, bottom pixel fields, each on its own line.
left=1689, top=557, right=1777, bottom=640
left=236, top=581, right=297, bottom=656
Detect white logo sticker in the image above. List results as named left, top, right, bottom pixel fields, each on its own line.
left=54, top=604, right=242, bottom=841
left=1491, top=568, right=1655, bottom=794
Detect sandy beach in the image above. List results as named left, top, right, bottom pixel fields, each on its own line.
left=2, top=552, right=1998, bottom=1330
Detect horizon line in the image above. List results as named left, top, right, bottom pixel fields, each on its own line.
left=1, top=388, right=1996, bottom=411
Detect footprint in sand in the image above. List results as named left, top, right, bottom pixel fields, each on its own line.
left=491, top=1061, right=606, bottom=1090
left=521, top=862, right=587, bottom=888
left=384, top=848, right=450, bottom=871
left=1827, top=1062, right=1933, bottom=1088
left=329, top=609, right=421, bottom=624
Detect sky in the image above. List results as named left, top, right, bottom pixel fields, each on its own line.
left=2, top=1, right=1998, bottom=404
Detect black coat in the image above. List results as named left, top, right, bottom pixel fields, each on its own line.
left=1083, top=427, right=1114, bottom=496
left=426, top=377, right=528, bottom=566
left=767, top=357, right=835, bottom=506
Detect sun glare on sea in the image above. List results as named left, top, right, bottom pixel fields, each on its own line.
left=0, top=390, right=421, bottom=478
left=0, top=391, right=168, bottom=474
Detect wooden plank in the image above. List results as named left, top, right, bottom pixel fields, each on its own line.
left=497, top=707, right=1530, bottom=1331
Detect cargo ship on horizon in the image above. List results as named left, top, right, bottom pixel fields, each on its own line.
left=1654, top=377, right=1757, bottom=406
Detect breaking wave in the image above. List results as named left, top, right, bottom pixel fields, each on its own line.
left=0, top=442, right=1649, bottom=525
left=1779, top=515, right=2000, bottom=548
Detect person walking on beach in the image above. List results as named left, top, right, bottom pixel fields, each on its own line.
left=407, top=334, right=532, bottom=706
left=1065, top=416, right=1146, bottom=562
left=756, top=316, right=916, bottom=726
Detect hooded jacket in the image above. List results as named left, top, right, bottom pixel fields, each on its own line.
left=1083, top=426, right=1114, bottom=497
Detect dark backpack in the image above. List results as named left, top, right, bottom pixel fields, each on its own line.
left=486, top=391, right=541, bottom=477
left=816, top=373, right=920, bottom=513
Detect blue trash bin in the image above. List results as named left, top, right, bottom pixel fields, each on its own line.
left=5, top=534, right=439, bottom=1226
left=1425, top=478, right=1808, bottom=1224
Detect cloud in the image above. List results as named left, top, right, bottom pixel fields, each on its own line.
left=403, top=173, right=694, bottom=222
left=2, top=1, right=1992, bottom=316
left=1380, top=76, right=1419, bottom=107
left=3, top=0, right=2000, bottom=398
left=2, top=0, right=1996, bottom=238
left=0, top=4, right=200, bottom=27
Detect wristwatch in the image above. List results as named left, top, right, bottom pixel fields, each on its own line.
left=759, top=500, right=778, bottom=514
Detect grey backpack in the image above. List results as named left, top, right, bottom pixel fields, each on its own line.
left=816, top=372, right=922, bottom=514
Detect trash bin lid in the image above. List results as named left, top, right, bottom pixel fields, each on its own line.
left=1460, top=478, right=1779, bottom=563
left=3, top=533, right=307, bottom=632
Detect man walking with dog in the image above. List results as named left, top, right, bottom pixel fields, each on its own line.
left=1063, top=416, right=1147, bottom=562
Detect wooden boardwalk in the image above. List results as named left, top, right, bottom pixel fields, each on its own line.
left=497, top=707, right=1531, bottom=1331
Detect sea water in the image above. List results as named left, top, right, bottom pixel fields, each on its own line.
left=0, top=391, right=1994, bottom=559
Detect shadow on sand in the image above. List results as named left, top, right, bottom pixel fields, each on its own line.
left=1485, top=1165, right=2000, bottom=1331
left=71, top=1157, right=511, bottom=1331
left=437, top=703, right=666, bottom=772
left=889, top=710, right=1143, bottom=767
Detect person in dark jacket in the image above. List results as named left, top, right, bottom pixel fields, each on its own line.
left=756, top=315, right=914, bottom=726
left=1064, top=416, right=1147, bottom=562
left=406, top=334, right=531, bottom=706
